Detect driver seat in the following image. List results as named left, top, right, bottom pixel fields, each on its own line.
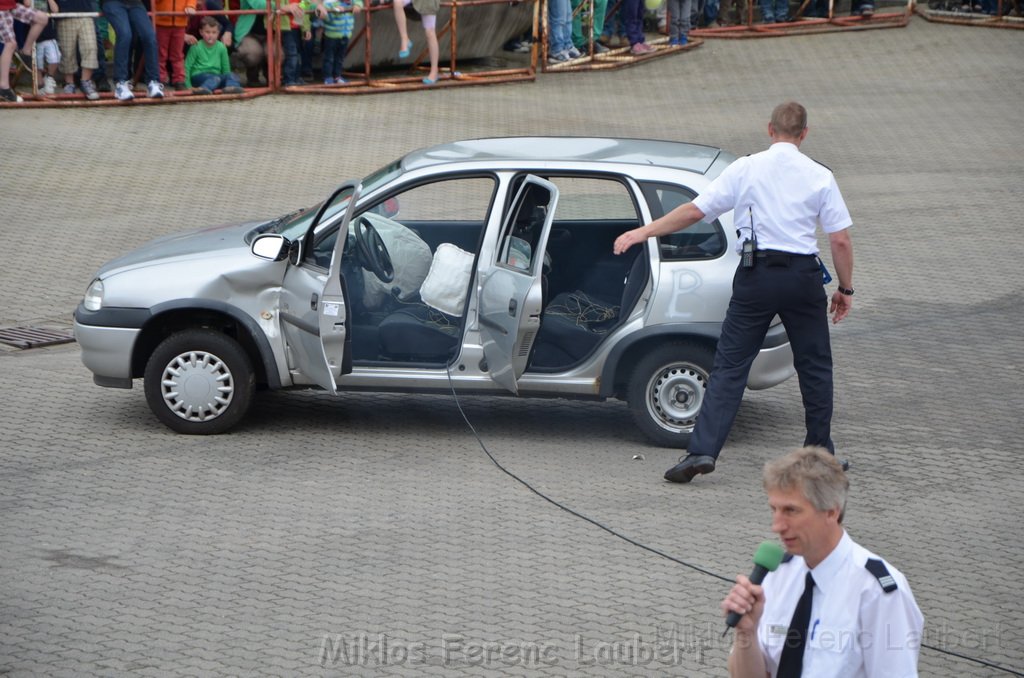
left=377, top=244, right=474, bottom=362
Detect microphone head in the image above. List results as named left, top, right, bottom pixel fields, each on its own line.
left=753, top=541, right=785, bottom=571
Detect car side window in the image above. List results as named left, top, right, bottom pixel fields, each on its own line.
left=640, top=181, right=726, bottom=260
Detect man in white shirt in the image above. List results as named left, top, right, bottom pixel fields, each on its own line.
left=720, top=447, right=924, bottom=677
left=613, top=101, right=854, bottom=483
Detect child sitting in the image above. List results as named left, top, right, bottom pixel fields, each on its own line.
left=184, top=15, right=243, bottom=93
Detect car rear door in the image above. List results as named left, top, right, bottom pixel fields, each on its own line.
left=478, top=176, right=558, bottom=394
left=279, top=182, right=360, bottom=392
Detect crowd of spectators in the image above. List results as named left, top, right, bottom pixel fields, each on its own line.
left=2, top=0, right=1016, bottom=103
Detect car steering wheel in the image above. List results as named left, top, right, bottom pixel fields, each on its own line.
left=354, top=216, right=395, bottom=283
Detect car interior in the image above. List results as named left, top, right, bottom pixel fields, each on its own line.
left=336, top=173, right=723, bottom=374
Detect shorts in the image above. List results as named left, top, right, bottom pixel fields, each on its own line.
left=0, top=4, right=40, bottom=45
left=403, top=0, right=438, bottom=29
left=57, top=16, right=99, bottom=72
left=35, top=37, right=61, bottom=67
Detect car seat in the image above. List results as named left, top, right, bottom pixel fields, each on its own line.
left=530, top=250, right=647, bottom=368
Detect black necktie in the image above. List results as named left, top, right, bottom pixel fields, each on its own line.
left=776, top=572, right=815, bottom=678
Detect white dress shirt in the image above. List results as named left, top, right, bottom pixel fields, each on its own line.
left=756, top=532, right=924, bottom=678
left=692, top=142, right=853, bottom=255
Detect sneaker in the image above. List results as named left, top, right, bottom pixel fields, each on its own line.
left=630, top=42, right=655, bottom=55
left=223, top=85, right=244, bottom=94
left=334, top=76, right=346, bottom=84
left=547, top=50, right=570, bottom=64
left=63, top=82, right=78, bottom=95
left=14, top=51, right=33, bottom=71
left=42, top=75, right=57, bottom=95
left=323, top=76, right=335, bottom=84
left=593, top=41, right=610, bottom=53
left=859, top=3, right=875, bottom=14
left=513, top=41, right=532, bottom=53
left=0, top=87, right=23, bottom=103
left=147, top=80, right=164, bottom=98
left=81, top=79, right=100, bottom=100
left=566, top=46, right=582, bottom=59
left=114, top=80, right=135, bottom=101
left=172, top=81, right=187, bottom=91
left=192, top=86, right=212, bottom=95
left=678, top=35, right=688, bottom=45
left=95, top=77, right=112, bottom=92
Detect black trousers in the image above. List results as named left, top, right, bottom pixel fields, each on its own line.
left=689, top=254, right=834, bottom=458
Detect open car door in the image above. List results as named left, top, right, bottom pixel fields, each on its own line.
left=478, top=176, right=559, bottom=394
left=279, top=181, right=360, bottom=393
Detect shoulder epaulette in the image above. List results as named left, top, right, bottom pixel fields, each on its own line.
left=781, top=553, right=794, bottom=564
left=810, top=157, right=834, bottom=172
left=865, top=558, right=898, bottom=593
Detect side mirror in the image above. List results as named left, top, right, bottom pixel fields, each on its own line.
left=251, top=234, right=290, bottom=261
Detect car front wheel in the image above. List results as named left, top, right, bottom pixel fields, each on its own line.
left=144, top=329, right=255, bottom=434
left=627, top=342, right=714, bottom=448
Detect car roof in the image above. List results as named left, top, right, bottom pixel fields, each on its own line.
left=402, top=137, right=727, bottom=175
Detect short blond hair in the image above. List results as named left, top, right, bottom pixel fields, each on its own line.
left=770, top=102, right=808, bottom=138
left=764, top=446, right=848, bottom=521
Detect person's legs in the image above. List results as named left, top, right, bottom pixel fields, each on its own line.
left=156, top=26, right=171, bottom=83
left=777, top=259, right=834, bottom=453
left=0, top=14, right=17, bottom=90
left=622, top=0, right=645, bottom=45
left=321, top=35, right=337, bottom=80
left=280, top=29, right=299, bottom=84
left=392, top=0, right=410, bottom=54
left=421, top=15, right=438, bottom=81
left=100, top=0, right=131, bottom=82
left=126, top=3, right=159, bottom=83
left=548, top=0, right=571, bottom=55
left=167, top=27, right=185, bottom=84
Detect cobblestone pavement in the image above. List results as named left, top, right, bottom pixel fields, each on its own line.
left=2, top=18, right=1023, bottom=677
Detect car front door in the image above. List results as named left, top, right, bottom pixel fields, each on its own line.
left=478, top=176, right=559, bottom=394
left=279, top=182, right=360, bottom=392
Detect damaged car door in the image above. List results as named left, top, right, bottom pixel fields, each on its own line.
left=478, top=176, right=558, bottom=394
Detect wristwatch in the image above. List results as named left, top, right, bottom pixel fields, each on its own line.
left=837, top=286, right=855, bottom=296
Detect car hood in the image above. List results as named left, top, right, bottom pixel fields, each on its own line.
left=97, top=220, right=265, bottom=278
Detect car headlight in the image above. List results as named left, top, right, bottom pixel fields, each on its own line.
left=83, top=279, right=105, bottom=311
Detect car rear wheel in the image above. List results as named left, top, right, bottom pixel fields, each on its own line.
left=144, top=329, right=254, bottom=434
left=627, top=342, right=714, bottom=448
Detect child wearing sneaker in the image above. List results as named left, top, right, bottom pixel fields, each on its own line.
left=314, top=0, right=360, bottom=84
left=184, top=16, right=243, bottom=93
left=153, top=0, right=196, bottom=90
left=0, top=0, right=47, bottom=102
left=51, top=0, right=101, bottom=98
left=26, top=0, right=60, bottom=93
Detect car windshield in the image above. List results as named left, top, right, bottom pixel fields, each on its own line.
left=257, top=159, right=404, bottom=240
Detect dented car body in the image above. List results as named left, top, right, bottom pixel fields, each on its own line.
left=74, top=137, right=795, bottom=445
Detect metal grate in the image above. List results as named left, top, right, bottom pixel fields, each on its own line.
left=0, top=327, right=76, bottom=349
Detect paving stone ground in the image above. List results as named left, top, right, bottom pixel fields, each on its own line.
left=1, top=18, right=1022, bottom=677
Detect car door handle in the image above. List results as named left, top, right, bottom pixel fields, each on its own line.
left=311, top=293, right=319, bottom=310
left=508, top=298, right=517, bottom=317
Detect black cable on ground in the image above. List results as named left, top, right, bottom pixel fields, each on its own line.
left=444, top=369, right=1024, bottom=677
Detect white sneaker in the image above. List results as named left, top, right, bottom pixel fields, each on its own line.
left=80, top=79, right=100, bottom=101
left=147, top=80, right=164, bottom=98
left=115, top=80, right=135, bottom=101
left=42, top=75, right=57, bottom=95
left=566, top=46, right=582, bottom=59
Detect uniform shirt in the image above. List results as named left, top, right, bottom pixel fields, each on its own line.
left=756, top=531, right=924, bottom=678
left=692, top=142, right=853, bottom=255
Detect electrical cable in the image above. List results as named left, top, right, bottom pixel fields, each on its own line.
left=444, top=368, right=1024, bottom=677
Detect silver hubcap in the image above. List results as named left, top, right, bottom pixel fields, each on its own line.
left=647, top=363, right=707, bottom=432
left=160, top=350, right=234, bottom=422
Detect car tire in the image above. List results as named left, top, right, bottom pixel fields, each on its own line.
left=627, top=342, right=714, bottom=448
left=144, top=329, right=255, bottom=435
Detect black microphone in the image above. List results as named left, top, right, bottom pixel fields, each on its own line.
left=723, top=540, right=785, bottom=636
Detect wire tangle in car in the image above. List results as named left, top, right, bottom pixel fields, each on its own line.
left=545, top=291, right=619, bottom=330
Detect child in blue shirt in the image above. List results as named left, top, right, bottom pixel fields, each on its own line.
left=316, top=0, right=360, bottom=84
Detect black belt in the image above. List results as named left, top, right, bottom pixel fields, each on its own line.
left=754, top=249, right=815, bottom=266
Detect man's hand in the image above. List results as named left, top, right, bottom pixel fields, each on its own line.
left=613, top=228, right=647, bottom=255
left=829, top=291, right=852, bottom=324
left=720, top=575, right=765, bottom=633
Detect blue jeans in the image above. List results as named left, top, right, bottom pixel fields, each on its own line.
left=101, top=0, right=159, bottom=83
left=281, top=29, right=300, bottom=85
left=322, top=35, right=348, bottom=80
left=192, top=71, right=242, bottom=90
left=547, top=0, right=572, bottom=55
left=759, top=0, right=786, bottom=20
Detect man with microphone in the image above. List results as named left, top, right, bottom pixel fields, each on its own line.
left=721, top=447, right=923, bottom=677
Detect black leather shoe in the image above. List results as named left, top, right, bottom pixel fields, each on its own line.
left=840, top=459, right=850, bottom=471
left=664, top=454, right=716, bottom=483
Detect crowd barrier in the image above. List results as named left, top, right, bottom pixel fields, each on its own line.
left=14, top=0, right=1000, bottom=108
left=915, top=0, right=1023, bottom=28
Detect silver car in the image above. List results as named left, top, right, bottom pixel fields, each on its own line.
left=74, top=137, right=795, bottom=446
